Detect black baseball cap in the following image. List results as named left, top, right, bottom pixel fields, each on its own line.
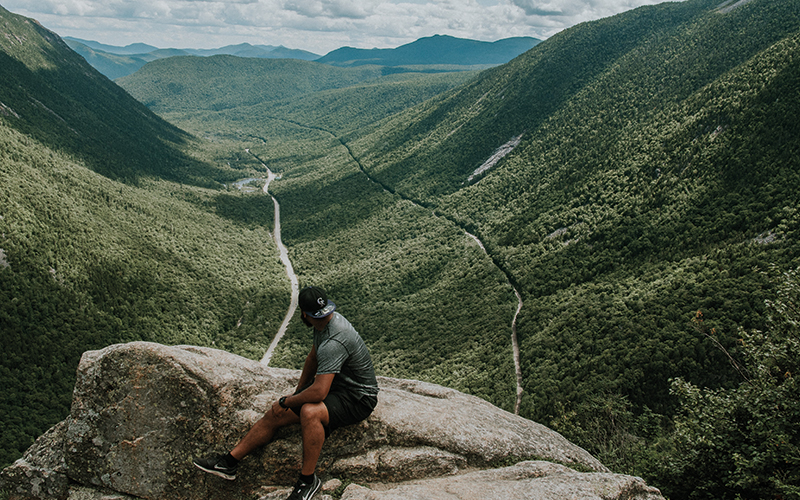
left=298, top=286, right=336, bottom=318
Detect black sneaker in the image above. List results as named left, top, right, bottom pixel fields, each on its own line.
left=193, top=454, right=237, bottom=480
left=286, top=474, right=322, bottom=500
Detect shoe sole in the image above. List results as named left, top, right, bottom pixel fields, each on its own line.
left=193, top=461, right=236, bottom=481
left=306, top=478, right=322, bottom=500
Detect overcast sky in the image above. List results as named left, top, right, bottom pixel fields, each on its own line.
left=5, top=0, right=669, bottom=55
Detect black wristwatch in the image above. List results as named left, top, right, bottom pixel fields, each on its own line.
left=279, top=396, right=289, bottom=409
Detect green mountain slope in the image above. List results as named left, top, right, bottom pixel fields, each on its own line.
left=350, top=0, right=800, bottom=419
left=0, top=6, right=230, bottom=185
left=4, top=0, right=800, bottom=495
left=0, top=6, right=290, bottom=465
left=117, top=56, right=455, bottom=114
left=160, top=70, right=480, bottom=139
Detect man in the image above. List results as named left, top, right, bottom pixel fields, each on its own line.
left=193, top=286, right=379, bottom=500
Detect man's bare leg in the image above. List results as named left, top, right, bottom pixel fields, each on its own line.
left=231, top=405, right=300, bottom=460
left=298, top=402, right=329, bottom=475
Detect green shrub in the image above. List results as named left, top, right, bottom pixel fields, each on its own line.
left=650, top=266, right=800, bottom=500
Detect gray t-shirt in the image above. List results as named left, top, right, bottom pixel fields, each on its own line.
left=314, top=312, right=379, bottom=398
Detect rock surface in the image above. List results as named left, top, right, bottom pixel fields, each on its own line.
left=341, top=461, right=665, bottom=500
left=0, top=342, right=663, bottom=500
left=0, top=421, right=70, bottom=500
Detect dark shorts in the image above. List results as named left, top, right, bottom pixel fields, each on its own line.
left=291, top=389, right=377, bottom=436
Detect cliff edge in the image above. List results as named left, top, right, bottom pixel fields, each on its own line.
left=1, top=342, right=663, bottom=499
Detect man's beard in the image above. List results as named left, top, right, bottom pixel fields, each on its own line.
left=302, top=315, right=313, bottom=328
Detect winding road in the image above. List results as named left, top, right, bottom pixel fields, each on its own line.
left=245, top=140, right=525, bottom=413
left=245, top=151, right=299, bottom=366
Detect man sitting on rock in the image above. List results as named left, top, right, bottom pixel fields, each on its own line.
left=194, top=286, right=380, bottom=500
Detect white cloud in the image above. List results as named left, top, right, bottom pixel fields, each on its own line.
left=3, top=0, right=676, bottom=54
left=283, top=0, right=379, bottom=20
left=511, top=0, right=663, bottom=19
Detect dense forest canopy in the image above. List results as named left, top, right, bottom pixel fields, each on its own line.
left=349, top=0, right=800, bottom=418
left=2, top=0, right=799, bottom=498
left=0, top=3, right=289, bottom=466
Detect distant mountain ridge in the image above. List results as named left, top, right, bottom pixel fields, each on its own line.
left=64, top=34, right=539, bottom=80
left=65, top=37, right=320, bottom=60
left=65, top=38, right=160, bottom=54
left=64, top=37, right=321, bottom=79
left=316, top=34, right=541, bottom=67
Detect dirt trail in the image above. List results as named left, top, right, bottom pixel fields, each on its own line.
left=244, top=150, right=299, bottom=366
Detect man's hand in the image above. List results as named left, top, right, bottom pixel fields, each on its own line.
left=272, top=396, right=291, bottom=415
left=272, top=373, right=334, bottom=416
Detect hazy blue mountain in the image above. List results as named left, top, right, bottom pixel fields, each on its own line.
left=182, top=42, right=319, bottom=60
left=64, top=34, right=533, bottom=80
left=65, top=37, right=159, bottom=54
left=63, top=39, right=159, bottom=79
left=65, top=37, right=320, bottom=60
left=63, top=37, right=320, bottom=79
left=316, top=34, right=541, bottom=67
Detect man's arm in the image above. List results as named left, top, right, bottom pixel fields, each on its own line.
left=285, top=373, right=334, bottom=407
left=295, top=346, right=319, bottom=393
left=283, top=345, right=334, bottom=407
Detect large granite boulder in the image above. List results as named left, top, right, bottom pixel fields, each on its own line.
left=0, top=342, right=663, bottom=500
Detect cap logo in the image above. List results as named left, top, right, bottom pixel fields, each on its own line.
left=299, top=286, right=335, bottom=318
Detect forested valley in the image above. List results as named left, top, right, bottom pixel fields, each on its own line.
left=2, top=0, right=799, bottom=499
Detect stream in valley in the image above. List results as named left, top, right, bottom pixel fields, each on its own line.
left=336, top=139, right=526, bottom=414
left=245, top=140, right=525, bottom=413
left=466, top=232, right=525, bottom=414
